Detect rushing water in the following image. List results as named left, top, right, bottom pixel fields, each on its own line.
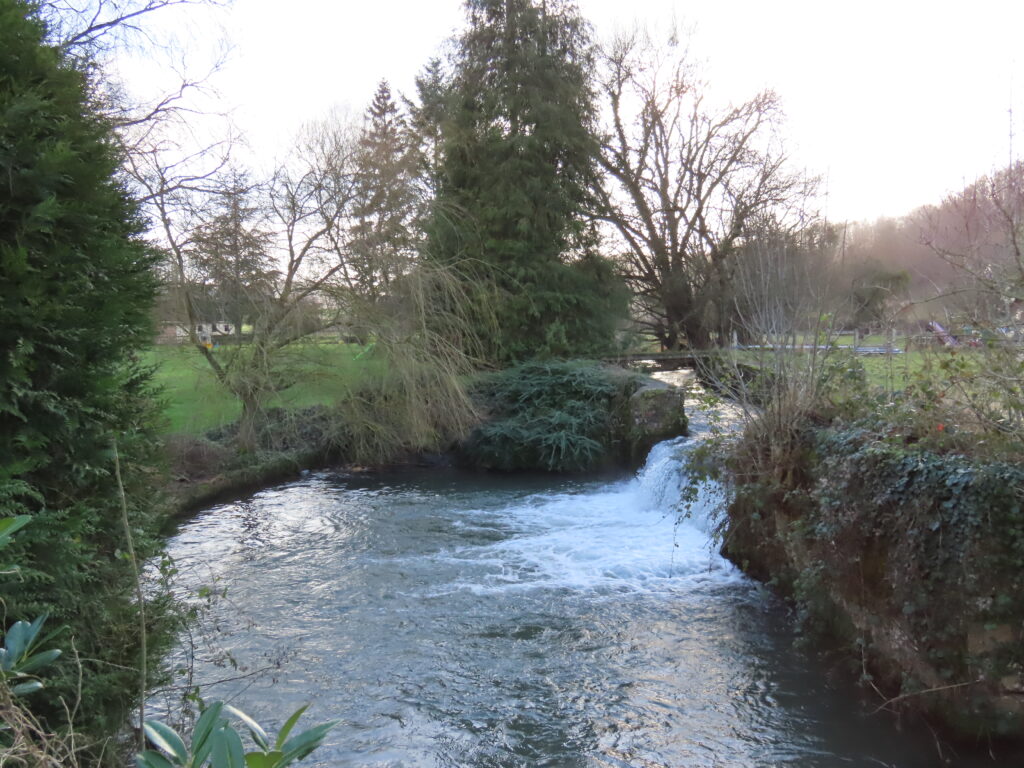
left=159, top=435, right=960, bottom=767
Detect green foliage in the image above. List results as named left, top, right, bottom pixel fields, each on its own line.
left=425, top=0, right=627, bottom=361
left=137, top=702, right=338, bottom=768
left=464, top=360, right=635, bottom=471
left=0, top=615, right=62, bottom=697
left=0, top=520, right=62, bottom=700
left=0, top=0, right=169, bottom=743
left=809, top=431, right=1024, bottom=711
left=0, top=514, right=32, bottom=574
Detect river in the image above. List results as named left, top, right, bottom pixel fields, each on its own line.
left=157, top=430, right=962, bottom=767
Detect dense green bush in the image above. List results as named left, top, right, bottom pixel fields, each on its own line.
left=462, top=361, right=637, bottom=472
left=0, top=0, right=169, bottom=747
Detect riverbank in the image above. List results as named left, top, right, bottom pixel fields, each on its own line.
left=715, top=412, right=1024, bottom=758
left=159, top=361, right=690, bottom=517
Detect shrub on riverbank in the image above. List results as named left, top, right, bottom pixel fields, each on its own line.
left=724, top=422, right=1024, bottom=738
left=461, top=361, right=643, bottom=472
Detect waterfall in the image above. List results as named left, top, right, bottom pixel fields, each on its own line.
left=434, top=436, right=737, bottom=595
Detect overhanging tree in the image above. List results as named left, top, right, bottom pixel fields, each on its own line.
left=144, top=113, right=484, bottom=456
left=427, top=0, right=627, bottom=362
left=142, top=117, right=363, bottom=450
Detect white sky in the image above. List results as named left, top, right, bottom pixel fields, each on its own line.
left=126, top=0, right=1024, bottom=223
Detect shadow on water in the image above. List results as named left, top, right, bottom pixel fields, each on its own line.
left=157, top=438, right=997, bottom=768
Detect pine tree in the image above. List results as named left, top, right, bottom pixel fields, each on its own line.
left=0, top=0, right=165, bottom=741
left=349, top=80, right=421, bottom=300
left=190, top=169, right=277, bottom=340
left=427, top=0, right=626, bottom=362
left=407, top=58, right=450, bottom=197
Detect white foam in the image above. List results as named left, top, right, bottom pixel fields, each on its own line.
left=435, top=438, right=740, bottom=596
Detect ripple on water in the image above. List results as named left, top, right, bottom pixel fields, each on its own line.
left=158, top=440, right=958, bottom=768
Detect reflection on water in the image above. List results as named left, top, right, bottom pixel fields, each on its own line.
left=160, top=438, right=958, bottom=767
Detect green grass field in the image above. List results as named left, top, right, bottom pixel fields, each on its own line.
left=858, top=350, right=928, bottom=390
left=747, top=333, right=958, bottom=390
left=145, top=343, right=380, bottom=435
left=147, top=337, right=964, bottom=436
left=726, top=346, right=946, bottom=392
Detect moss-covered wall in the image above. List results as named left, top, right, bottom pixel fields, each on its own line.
left=722, top=427, right=1024, bottom=743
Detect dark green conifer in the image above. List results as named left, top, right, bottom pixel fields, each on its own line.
left=427, top=0, right=626, bottom=361
left=350, top=80, right=421, bottom=299
left=0, top=0, right=165, bottom=741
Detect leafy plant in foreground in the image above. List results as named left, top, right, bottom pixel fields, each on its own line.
left=137, top=702, right=338, bottom=768
left=0, top=517, right=62, bottom=700
left=0, top=615, right=62, bottom=698
left=0, top=515, right=31, bottom=575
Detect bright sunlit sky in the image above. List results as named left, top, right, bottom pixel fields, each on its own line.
left=124, top=0, right=1024, bottom=223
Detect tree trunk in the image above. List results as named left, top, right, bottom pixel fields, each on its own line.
left=656, top=325, right=678, bottom=351
left=683, top=317, right=713, bottom=350
left=237, top=393, right=260, bottom=453
left=662, top=290, right=712, bottom=350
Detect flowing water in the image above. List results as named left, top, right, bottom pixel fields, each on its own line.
left=159, top=431, right=963, bottom=767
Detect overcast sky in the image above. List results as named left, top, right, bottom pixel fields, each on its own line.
left=124, top=0, right=1024, bottom=223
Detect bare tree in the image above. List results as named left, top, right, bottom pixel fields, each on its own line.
left=40, top=0, right=209, bottom=51
left=916, top=163, right=1024, bottom=437
left=593, top=30, right=813, bottom=350
left=141, top=114, right=485, bottom=453
left=37, top=0, right=229, bottom=140
left=730, top=219, right=839, bottom=343
left=920, top=163, right=1024, bottom=319
left=136, top=117, right=361, bottom=449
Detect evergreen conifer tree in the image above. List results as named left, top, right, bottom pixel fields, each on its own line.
left=190, top=170, right=277, bottom=341
left=0, top=0, right=165, bottom=741
left=427, top=0, right=626, bottom=361
left=349, top=80, right=421, bottom=299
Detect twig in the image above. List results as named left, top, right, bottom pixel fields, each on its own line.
left=147, top=664, right=280, bottom=695
left=870, top=679, right=981, bottom=715
left=113, top=440, right=147, bottom=751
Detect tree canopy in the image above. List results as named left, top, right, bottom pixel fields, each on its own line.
left=426, top=0, right=627, bottom=362
left=595, top=31, right=811, bottom=349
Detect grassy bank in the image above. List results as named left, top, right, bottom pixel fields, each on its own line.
left=145, top=343, right=380, bottom=435
left=149, top=339, right=487, bottom=514
left=147, top=343, right=382, bottom=515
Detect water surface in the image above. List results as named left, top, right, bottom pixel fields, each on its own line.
left=160, top=438, right=958, bottom=767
